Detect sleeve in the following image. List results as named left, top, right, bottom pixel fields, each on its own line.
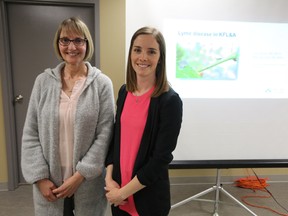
left=21, top=75, right=50, bottom=184
left=75, top=74, right=116, bottom=180
left=137, top=90, right=183, bottom=186
left=105, top=84, right=126, bottom=167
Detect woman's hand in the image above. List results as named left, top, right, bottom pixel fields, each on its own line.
left=105, top=178, right=127, bottom=206
left=36, top=179, right=58, bottom=202
left=105, top=186, right=127, bottom=206
left=104, top=164, right=127, bottom=206
left=52, top=171, right=84, bottom=198
left=105, top=177, right=120, bottom=190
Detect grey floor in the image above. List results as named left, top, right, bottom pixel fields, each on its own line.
left=1, top=181, right=288, bottom=216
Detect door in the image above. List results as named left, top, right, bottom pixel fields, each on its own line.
left=4, top=0, right=97, bottom=185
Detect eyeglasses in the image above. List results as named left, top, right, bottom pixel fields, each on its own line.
left=58, top=37, right=87, bottom=46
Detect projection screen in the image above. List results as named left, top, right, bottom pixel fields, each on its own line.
left=126, top=0, right=288, bottom=167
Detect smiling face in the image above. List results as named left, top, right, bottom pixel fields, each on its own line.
left=58, top=30, right=87, bottom=66
left=130, top=34, right=160, bottom=81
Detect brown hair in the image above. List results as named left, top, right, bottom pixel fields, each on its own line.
left=126, top=26, right=169, bottom=97
left=53, top=17, right=94, bottom=61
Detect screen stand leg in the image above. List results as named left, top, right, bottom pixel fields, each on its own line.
left=171, top=169, right=258, bottom=216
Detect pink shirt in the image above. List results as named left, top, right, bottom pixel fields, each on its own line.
left=119, top=87, right=154, bottom=215
left=59, top=78, right=86, bottom=180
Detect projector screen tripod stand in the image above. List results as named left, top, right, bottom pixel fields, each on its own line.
left=171, top=169, right=258, bottom=216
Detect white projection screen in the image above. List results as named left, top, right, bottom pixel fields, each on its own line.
left=126, top=0, right=288, bottom=167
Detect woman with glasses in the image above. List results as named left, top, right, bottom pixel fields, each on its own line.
left=21, top=17, right=115, bottom=216
left=105, top=27, right=183, bottom=216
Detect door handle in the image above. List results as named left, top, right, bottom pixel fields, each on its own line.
left=14, top=94, right=24, bottom=104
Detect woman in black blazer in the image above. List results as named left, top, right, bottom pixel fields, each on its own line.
left=105, top=26, right=183, bottom=216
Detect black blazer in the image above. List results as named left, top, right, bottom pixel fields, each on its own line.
left=106, top=84, right=183, bottom=216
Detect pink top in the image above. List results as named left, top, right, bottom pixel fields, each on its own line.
left=59, top=78, right=86, bottom=180
left=119, top=87, right=154, bottom=215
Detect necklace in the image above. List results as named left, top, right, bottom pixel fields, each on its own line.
left=132, top=92, right=140, bottom=103
left=135, top=96, right=139, bottom=103
left=61, top=66, right=87, bottom=94
left=133, top=85, right=155, bottom=104
left=62, top=77, right=76, bottom=93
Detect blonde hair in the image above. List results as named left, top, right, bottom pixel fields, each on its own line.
left=53, top=17, right=94, bottom=61
left=126, top=26, right=169, bottom=97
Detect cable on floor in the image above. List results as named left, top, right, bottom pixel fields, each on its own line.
left=234, top=169, right=288, bottom=216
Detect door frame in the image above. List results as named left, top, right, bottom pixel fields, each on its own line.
left=0, top=0, right=99, bottom=190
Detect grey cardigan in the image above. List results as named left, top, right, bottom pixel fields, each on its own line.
left=21, top=62, right=115, bottom=216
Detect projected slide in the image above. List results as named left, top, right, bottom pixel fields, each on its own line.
left=176, top=33, right=239, bottom=80
left=164, top=19, right=288, bottom=98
